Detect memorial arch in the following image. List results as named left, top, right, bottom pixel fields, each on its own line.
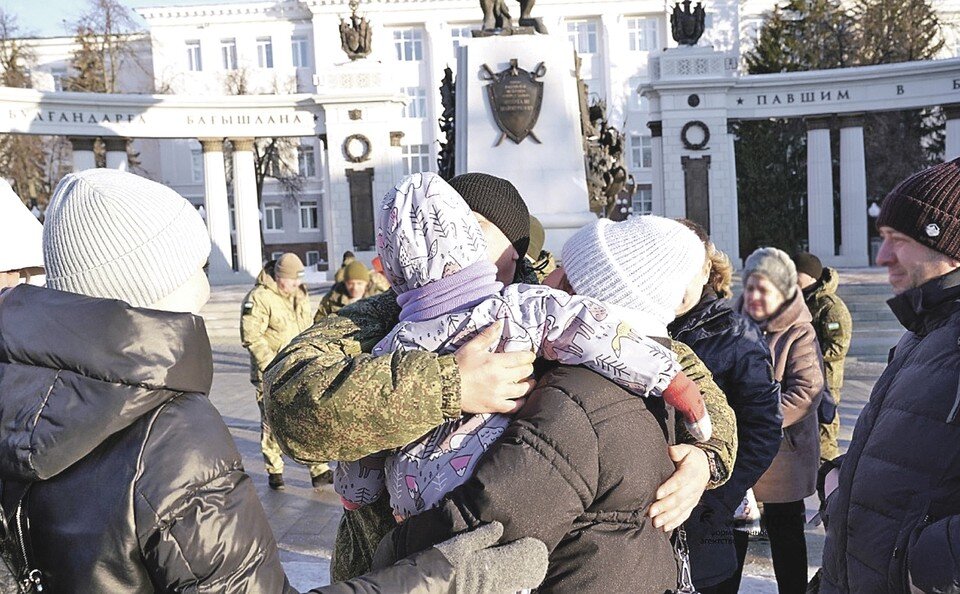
left=0, top=64, right=405, bottom=283
left=643, top=49, right=960, bottom=266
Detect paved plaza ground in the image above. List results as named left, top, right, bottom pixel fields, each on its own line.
left=207, top=344, right=884, bottom=593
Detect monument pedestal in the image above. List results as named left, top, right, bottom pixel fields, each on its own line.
left=455, top=35, right=595, bottom=255
left=314, top=60, right=406, bottom=278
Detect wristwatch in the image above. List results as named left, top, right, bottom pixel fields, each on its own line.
left=704, top=449, right=724, bottom=484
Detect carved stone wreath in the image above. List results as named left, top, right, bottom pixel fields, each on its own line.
left=343, top=133, right=372, bottom=163
left=681, top=120, right=710, bottom=150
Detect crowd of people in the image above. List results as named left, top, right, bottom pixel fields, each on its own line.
left=0, top=156, right=958, bottom=593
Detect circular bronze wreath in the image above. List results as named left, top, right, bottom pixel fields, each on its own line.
left=343, top=134, right=372, bottom=163
left=680, top=121, right=710, bottom=151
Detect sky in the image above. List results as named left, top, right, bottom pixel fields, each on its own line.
left=4, top=0, right=259, bottom=38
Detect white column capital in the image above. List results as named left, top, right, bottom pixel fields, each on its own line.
left=231, top=138, right=255, bottom=152
left=199, top=138, right=225, bottom=152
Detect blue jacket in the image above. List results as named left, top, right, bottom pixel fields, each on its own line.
left=670, top=292, right=783, bottom=589
left=821, top=269, right=960, bottom=593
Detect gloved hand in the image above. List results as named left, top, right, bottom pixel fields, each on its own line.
left=434, top=522, right=549, bottom=594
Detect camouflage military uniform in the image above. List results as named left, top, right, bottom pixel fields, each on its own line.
left=802, top=267, right=852, bottom=462
left=527, top=249, right=558, bottom=284
left=241, top=263, right=328, bottom=478
left=265, top=268, right=738, bottom=581
left=315, top=281, right=388, bottom=321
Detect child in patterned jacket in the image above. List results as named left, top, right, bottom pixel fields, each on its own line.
left=335, top=172, right=710, bottom=521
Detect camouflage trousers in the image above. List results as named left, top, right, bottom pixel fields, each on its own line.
left=819, top=388, right=841, bottom=462
left=256, top=387, right=329, bottom=477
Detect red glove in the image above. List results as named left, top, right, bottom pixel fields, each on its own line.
left=662, top=371, right=712, bottom=442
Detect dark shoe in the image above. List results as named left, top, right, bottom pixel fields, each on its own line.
left=311, top=470, right=333, bottom=490
left=268, top=473, right=285, bottom=490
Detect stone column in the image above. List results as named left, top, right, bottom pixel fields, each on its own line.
left=200, top=138, right=234, bottom=282
left=723, top=120, right=741, bottom=266
left=806, top=116, right=835, bottom=259
left=230, top=138, right=263, bottom=280
left=648, top=121, right=665, bottom=215
left=104, top=137, right=129, bottom=171
left=839, top=114, right=869, bottom=266
left=319, top=136, right=339, bottom=279
left=944, top=104, right=960, bottom=161
left=69, top=137, right=97, bottom=171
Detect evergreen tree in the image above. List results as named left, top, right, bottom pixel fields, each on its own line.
left=854, top=0, right=944, bottom=203
left=736, top=0, right=943, bottom=258
left=736, top=0, right=853, bottom=257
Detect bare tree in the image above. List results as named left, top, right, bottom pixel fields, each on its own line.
left=64, top=0, right=139, bottom=93
left=0, top=10, right=70, bottom=209
left=222, top=68, right=305, bottom=209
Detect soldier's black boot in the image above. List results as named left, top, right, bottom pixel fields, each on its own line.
left=268, top=473, right=285, bottom=490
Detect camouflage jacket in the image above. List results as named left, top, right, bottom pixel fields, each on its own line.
left=802, top=267, right=852, bottom=400
left=265, top=279, right=737, bottom=582
left=315, top=282, right=387, bottom=321
left=240, top=264, right=313, bottom=385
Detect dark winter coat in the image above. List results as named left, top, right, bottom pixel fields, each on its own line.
left=821, top=268, right=960, bottom=594
left=670, top=292, right=783, bottom=589
left=378, top=365, right=678, bottom=594
left=739, top=289, right=825, bottom=503
left=0, top=285, right=294, bottom=593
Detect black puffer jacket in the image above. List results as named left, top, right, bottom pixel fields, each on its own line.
left=821, top=269, right=960, bottom=593
left=0, top=285, right=294, bottom=593
left=380, top=365, right=678, bottom=594
left=669, top=292, right=783, bottom=588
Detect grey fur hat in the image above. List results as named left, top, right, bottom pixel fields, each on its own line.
left=743, top=247, right=797, bottom=300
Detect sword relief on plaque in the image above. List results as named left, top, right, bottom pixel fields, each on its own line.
left=480, top=59, right=546, bottom=146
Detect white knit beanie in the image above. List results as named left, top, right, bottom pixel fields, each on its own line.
left=0, top=179, right=44, bottom=274
left=44, top=169, right=211, bottom=308
left=743, top=247, right=797, bottom=300
left=562, top=216, right=706, bottom=327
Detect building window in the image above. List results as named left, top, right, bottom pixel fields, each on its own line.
left=300, top=201, right=319, bottom=230
left=630, top=133, right=653, bottom=169
left=566, top=20, right=598, bottom=54
left=628, top=79, right=649, bottom=110
left=229, top=206, right=236, bottom=232
left=393, top=28, right=424, bottom=61
left=291, top=35, right=310, bottom=67
left=402, top=144, right=431, bottom=175
left=271, top=251, right=285, bottom=261
left=402, top=87, right=427, bottom=118
left=191, top=149, right=203, bottom=183
left=257, top=37, right=274, bottom=68
left=450, top=25, right=474, bottom=53
left=186, top=40, right=202, bottom=71
left=298, top=144, right=316, bottom=177
left=633, top=185, right=653, bottom=215
left=50, top=67, right=67, bottom=91
left=305, top=250, right=321, bottom=267
left=221, top=38, right=237, bottom=70
left=264, top=204, right=284, bottom=231
left=626, top=17, right=658, bottom=52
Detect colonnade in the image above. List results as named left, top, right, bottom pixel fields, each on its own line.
left=68, top=136, right=264, bottom=281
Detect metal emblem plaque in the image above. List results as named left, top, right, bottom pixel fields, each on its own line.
left=481, top=59, right=547, bottom=146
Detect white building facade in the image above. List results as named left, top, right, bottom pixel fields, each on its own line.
left=12, top=0, right=960, bottom=272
